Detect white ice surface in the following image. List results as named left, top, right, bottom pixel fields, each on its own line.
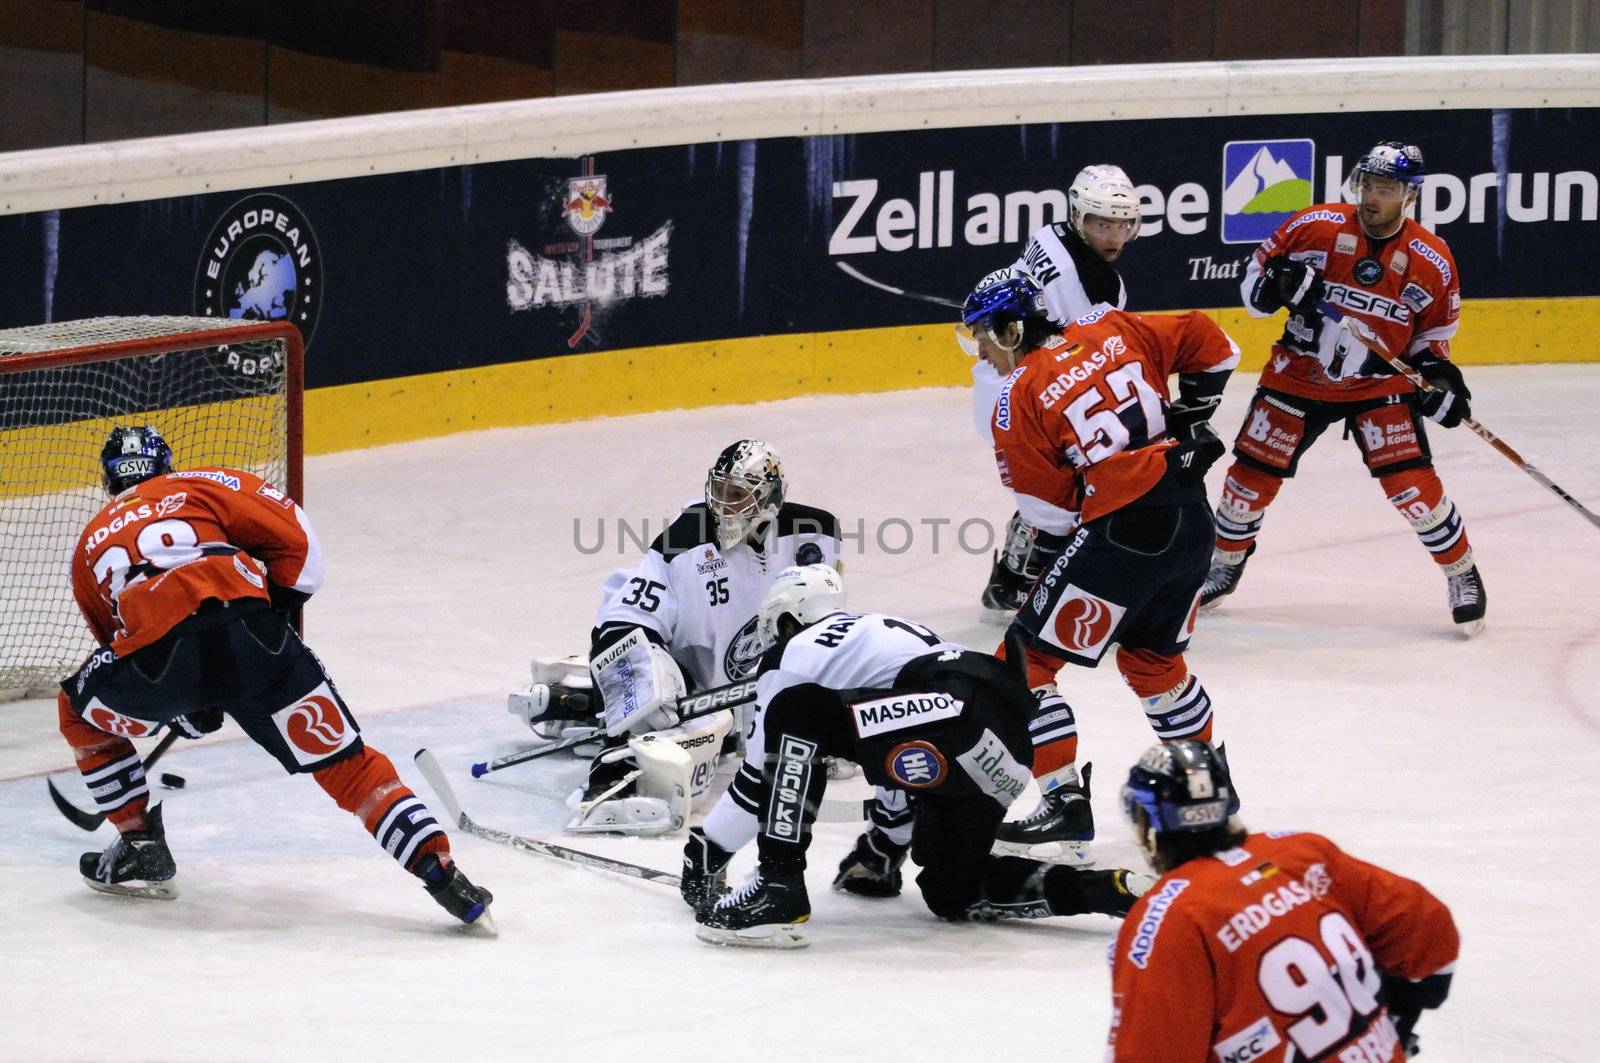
left=3, top=366, right=1599, bottom=1062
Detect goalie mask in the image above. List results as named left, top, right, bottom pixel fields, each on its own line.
left=100, top=425, right=173, bottom=496
left=706, top=439, right=785, bottom=550
left=1121, top=740, right=1235, bottom=867
left=756, top=564, right=846, bottom=650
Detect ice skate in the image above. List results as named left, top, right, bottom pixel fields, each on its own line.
left=1447, top=564, right=1486, bottom=637
left=1199, top=543, right=1255, bottom=611
left=80, top=803, right=178, bottom=899
left=992, top=763, right=1095, bottom=866
left=695, top=866, right=810, bottom=949
left=416, top=852, right=496, bottom=933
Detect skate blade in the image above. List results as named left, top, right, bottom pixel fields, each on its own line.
left=461, top=909, right=498, bottom=937
left=989, top=838, right=1095, bottom=867
left=1456, top=618, right=1486, bottom=638
left=695, top=919, right=810, bottom=950
left=1198, top=598, right=1227, bottom=615
left=85, top=877, right=179, bottom=900
left=979, top=607, right=1016, bottom=627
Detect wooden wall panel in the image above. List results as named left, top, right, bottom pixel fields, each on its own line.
left=932, top=0, right=1070, bottom=70
left=0, top=0, right=84, bottom=151
left=677, top=0, right=803, bottom=85
left=802, top=0, right=934, bottom=77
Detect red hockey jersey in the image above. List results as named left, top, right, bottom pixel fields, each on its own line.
left=1107, top=830, right=1459, bottom=1063
left=1244, top=203, right=1461, bottom=403
left=71, top=468, right=322, bottom=654
left=991, top=309, right=1238, bottom=528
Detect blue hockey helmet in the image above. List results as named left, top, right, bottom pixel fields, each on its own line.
left=100, top=425, right=173, bottom=496
left=961, top=269, right=1048, bottom=353
left=1352, top=141, right=1425, bottom=188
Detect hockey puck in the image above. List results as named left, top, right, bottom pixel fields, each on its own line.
left=159, top=773, right=186, bottom=789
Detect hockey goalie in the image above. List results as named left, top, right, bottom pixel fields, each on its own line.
left=507, top=440, right=842, bottom=835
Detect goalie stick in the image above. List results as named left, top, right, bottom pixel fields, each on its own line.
left=472, top=676, right=760, bottom=778
left=415, top=748, right=682, bottom=889
left=48, top=730, right=180, bottom=832
left=1318, top=299, right=1600, bottom=532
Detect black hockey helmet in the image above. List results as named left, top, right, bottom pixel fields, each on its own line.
left=1122, top=740, right=1237, bottom=868
left=100, top=425, right=173, bottom=496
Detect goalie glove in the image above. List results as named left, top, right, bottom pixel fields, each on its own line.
left=832, top=829, right=910, bottom=898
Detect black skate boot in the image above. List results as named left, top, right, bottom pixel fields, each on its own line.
left=80, top=802, right=178, bottom=899
left=416, top=852, right=495, bottom=931
left=1447, top=564, right=1486, bottom=636
left=832, top=829, right=909, bottom=898
left=680, top=827, right=734, bottom=912
left=992, top=763, right=1095, bottom=865
left=1200, top=542, right=1255, bottom=610
left=695, top=865, right=810, bottom=949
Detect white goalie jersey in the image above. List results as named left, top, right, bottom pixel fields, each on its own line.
left=591, top=500, right=842, bottom=691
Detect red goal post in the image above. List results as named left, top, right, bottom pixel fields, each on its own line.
left=0, top=316, right=303, bottom=697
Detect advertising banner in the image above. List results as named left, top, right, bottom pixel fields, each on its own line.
left=0, top=107, right=1593, bottom=390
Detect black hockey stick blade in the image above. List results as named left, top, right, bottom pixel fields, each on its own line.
left=48, top=729, right=181, bottom=831
left=835, top=261, right=963, bottom=309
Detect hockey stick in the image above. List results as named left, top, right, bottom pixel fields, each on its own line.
left=415, top=748, right=681, bottom=889
left=1318, top=299, right=1600, bottom=532
left=47, top=730, right=181, bottom=832
left=471, top=676, right=760, bottom=778
left=835, top=261, right=963, bottom=310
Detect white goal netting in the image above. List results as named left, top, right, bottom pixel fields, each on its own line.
left=0, top=316, right=300, bottom=696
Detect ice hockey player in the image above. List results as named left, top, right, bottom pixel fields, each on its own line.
left=963, top=164, right=1140, bottom=616
left=1199, top=141, right=1486, bottom=635
left=508, top=439, right=841, bottom=835
left=1108, top=740, right=1458, bottom=1061
left=963, top=271, right=1239, bottom=863
left=59, top=426, right=492, bottom=929
left=685, top=564, right=1152, bottom=949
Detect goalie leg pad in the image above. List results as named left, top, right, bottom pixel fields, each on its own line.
left=647, top=709, right=735, bottom=810
left=565, top=765, right=677, bottom=836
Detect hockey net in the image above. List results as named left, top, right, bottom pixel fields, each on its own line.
left=0, top=317, right=303, bottom=697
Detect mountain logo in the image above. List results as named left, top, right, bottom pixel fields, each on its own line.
left=1221, top=139, right=1315, bottom=245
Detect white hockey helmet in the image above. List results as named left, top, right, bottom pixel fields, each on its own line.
left=756, top=564, right=847, bottom=649
left=706, top=439, right=785, bottom=549
left=1067, top=164, right=1141, bottom=242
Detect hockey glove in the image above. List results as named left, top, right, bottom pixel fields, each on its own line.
left=1163, top=423, right=1226, bottom=487
left=680, top=827, right=734, bottom=912
left=1253, top=255, right=1324, bottom=315
left=268, top=581, right=311, bottom=618
left=833, top=829, right=909, bottom=898
left=170, top=707, right=224, bottom=739
left=1165, top=395, right=1222, bottom=441
left=1406, top=350, right=1473, bottom=428
left=1020, top=528, right=1072, bottom=585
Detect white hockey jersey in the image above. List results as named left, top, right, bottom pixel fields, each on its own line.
left=701, top=612, right=966, bottom=853
left=591, top=500, right=841, bottom=690
left=971, top=222, right=1129, bottom=443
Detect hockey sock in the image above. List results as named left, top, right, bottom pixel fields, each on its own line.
left=1379, top=468, right=1473, bottom=571
left=58, top=691, right=149, bottom=831
left=313, top=746, right=448, bottom=875
left=1214, top=463, right=1281, bottom=553
left=1117, top=648, right=1215, bottom=741
left=1027, top=684, right=1079, bottom=791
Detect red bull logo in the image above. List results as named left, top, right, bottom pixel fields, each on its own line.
left=564, top=176, right=612, bottom=237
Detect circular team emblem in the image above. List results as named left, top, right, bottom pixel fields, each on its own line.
left=1352, top=256, right=1384, bottom=287
left=886, top=740, right=947, bottom=789
left=284, top=695, right=346, bottom=756
left=1053, top=596, right=1115, bottom=653
left=722, top=614, right=765, bottom=680
left=795, top=542, right=824, bottom=566
left=194, top=193, right=323, bottom=344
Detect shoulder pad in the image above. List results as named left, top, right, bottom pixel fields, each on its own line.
left=776, top=502, right=839, bottom=539
left=755, top=639, right=790, bottom=677
left=652, top=502, right=717, bottom=559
